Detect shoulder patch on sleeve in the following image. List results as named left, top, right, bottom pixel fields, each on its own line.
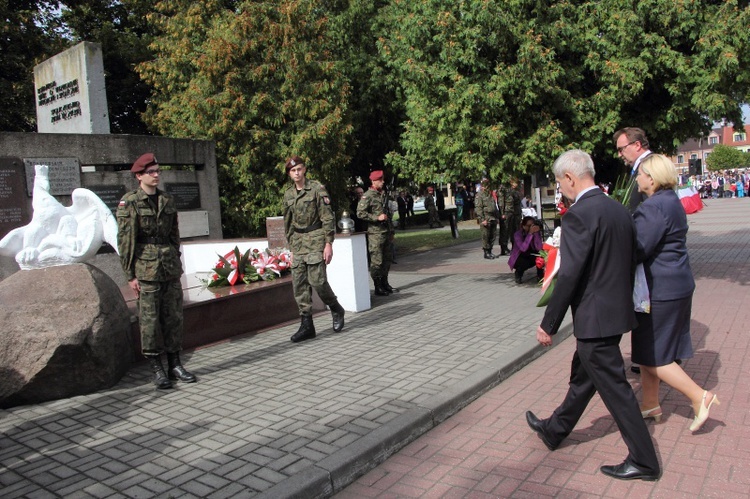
left=118, top=200, right=127, bottom=207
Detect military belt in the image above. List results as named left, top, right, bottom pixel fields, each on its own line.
left=138, top=236, right=169, bottom=245
left=293, top=221, right=323, bottom=233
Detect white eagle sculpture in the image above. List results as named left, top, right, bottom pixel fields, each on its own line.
left=0, top=164, right=119, bottom=269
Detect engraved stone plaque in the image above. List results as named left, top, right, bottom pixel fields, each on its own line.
left=0, top=157, right=32, bottom=240
left=23, top=157, right=81, bottom=196
left=87, top=185, right=127, bottom=212
left=266, top=216, right=286, bottom=249
left=165, top=182, right=201, bottom=210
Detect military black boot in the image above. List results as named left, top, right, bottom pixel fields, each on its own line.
left=483, top=249, right=493, bottom=260
left=291, top=313, right=316, bottom=342
left=330, top=302, right=345, bottom=332
left=374, top=277, right=390, bottom=296
left=167, top=352, right=197, bottom=383
left=383, top=276, right=399, bottom=293
left=148, top=356, right=173, bottom=389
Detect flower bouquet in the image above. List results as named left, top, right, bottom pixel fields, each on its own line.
left=205, top=246, right=292, bottom=287
left=536, top=226, right=561, bottom=307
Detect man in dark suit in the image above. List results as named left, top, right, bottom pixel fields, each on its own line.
left=614, top=127, right=651, bottom=213
left=396, top=190, right=409, bottom=230
left=525, top=149, right=660, bottom=481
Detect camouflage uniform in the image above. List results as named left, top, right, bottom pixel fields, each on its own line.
left=499, top=185, right=522, bottom=251
left=283, top=178, right=339, bottom=315
left=117, top=187, right=184, bottom=355
left=357, top=187, right=393, bottom=281
left=474, top=188, right=498, bottom=253
left=425, top=193, right=442, bottom=228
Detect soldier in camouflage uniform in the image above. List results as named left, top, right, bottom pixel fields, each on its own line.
left=499, top=178, right=522, bottom=255
left=475, top=177, right=499, bottom=259
left=357, top=170, right=398, bottom=296
left=282, top=156, right=345, bottom=343
left=117, top=153, right=196, bottom=390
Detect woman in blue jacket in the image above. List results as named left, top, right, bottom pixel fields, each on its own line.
left=632, top=154, right=719, bottom=432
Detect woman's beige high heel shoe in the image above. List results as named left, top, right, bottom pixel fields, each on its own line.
left=690, top=391, right=719, bottom=432
left=641, top=406, right=662, bottom=423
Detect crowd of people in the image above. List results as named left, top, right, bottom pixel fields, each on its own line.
left=685, top=170, right=750, bottom=198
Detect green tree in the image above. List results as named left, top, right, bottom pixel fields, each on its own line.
left=140, top=0, right=352, bottom=236
left=376, top=0, right=750, bottom=184
left=59, top=0, right=156, bottom=134
left=326, top=0, right=405, bottom=182
left=0, top=0, right=66, bottom=131
left=705, top=144, right=747, bottom=171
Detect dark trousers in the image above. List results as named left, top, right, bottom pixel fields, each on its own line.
left=514, top=253, right=543, bottom=281
left=398, top=209, right=408, bottom=229
left=545, top=336, right=660, bottom=473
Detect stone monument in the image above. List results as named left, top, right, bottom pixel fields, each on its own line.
left=34, top=41, right=110, bottom=134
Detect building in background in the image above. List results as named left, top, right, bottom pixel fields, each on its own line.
left=671, top=124, right=750, bottom=175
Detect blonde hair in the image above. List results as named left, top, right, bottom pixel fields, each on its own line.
left=639, top=154, right=678, bottom=190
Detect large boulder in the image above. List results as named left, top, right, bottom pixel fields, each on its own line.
left=0, top=263, right=132, bottom=408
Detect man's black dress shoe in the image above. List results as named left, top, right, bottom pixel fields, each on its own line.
left=600, top=462, right=660, bottom=481
left=525, top=411, right=558, bottom=451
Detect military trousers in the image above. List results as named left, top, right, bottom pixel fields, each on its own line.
left=500, top=213, right=520, bottom=248
left=291, top=255, right=338, bottom=315
left=138, top=279, right=184, bottom=355
left=366, top=231, right=392, bottom=278
left=481, top=221, right=497, bottom=251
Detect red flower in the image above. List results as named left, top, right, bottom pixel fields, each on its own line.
left=535, top=256, right=545, bottom=269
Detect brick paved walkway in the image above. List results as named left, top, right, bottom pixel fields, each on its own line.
left=1, top=199, right=746, bottom=498
left=338, top=198, right=750, bottom=498
left=0, top=217, right=561, bottom=497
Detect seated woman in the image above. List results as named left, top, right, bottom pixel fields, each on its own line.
left=507, top=216, right=544, bottom=284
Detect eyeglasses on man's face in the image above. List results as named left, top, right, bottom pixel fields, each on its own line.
left=143, top=168, right=161, bottom=176
left=617, top=140, right=637, bottom=154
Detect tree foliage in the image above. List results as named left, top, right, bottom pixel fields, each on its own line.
left=705, top=144, right=749, bottom=171
left=376, top=0, right=750, bottom=184
left=139, top=0, right=353, bottom=236
left=0, top=0, right=66, bottom=131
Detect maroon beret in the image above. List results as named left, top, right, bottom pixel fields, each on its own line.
left=285, top=155, right=305, bottom=172
left=131, top=153, right=158, bottom=173
left=369, top=170, right=384, bottom=181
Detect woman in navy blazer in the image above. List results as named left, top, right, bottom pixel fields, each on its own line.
left=632, top=154, right=719, bottom=432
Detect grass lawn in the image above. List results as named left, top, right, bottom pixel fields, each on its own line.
left=393, top=224, right=481, bottom=255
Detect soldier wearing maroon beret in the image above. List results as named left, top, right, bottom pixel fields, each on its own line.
left=117, top=152, right=196, bottom=389
left=282, top=155, right=345, bottom=342
left=357, top=170, right=398, bottom=296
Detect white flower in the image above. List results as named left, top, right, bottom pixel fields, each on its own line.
left=546, top=227, right=561, bottom=248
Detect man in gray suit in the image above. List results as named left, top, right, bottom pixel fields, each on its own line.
left=525, top=150, right=660, bottom=481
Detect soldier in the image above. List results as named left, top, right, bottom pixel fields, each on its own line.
left=499, top=178, right=522, bottom=255
left=475, top=177, right=499, bottom=259
left=357, top=170, right=398, bottom=296
left=425, top=186, right=442, bottom=228
left=282, top=155, right=345, bottom=343
left=117, top=153, right=196, bottom=390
